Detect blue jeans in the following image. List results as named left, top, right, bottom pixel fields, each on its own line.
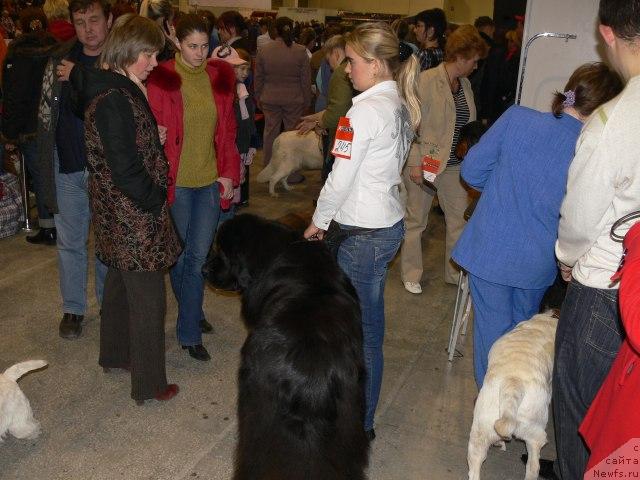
left=337, top=220, right=404, bottom=431
left=21, top=139, right=54, bottom=228
left=53, top=151, right=107, bottom=315
left=552, top=280, right=622, bottom=480
left=468, top=274, right=547, bottom=387
left=170, top=182, right=228, bottom=346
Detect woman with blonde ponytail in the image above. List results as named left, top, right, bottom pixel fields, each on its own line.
left=304, top=22, right=419, bottom=440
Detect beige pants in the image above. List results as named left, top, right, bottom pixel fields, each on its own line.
left=400, top=165, right=470, bottom=285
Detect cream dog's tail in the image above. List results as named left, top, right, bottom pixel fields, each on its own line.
left=494, top=377, right=524, bottom=438
left=4, top=360, right=48, bottom=382
left=256, top=136, right=282, bottom=183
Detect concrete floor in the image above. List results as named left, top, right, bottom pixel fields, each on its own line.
left=0, top=164, right=555, bottom=479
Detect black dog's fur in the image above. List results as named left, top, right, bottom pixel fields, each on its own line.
left=205, top=214, right=369, bottom=480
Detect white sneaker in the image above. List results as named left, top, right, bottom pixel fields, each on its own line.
left=404, top=281, right=422, bottom=294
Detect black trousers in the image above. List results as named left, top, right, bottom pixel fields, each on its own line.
left=100, top=267, right=168, bottom=402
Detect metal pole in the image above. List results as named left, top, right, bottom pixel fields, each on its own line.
left=18, top=151, right=33, bottom=232
left=516, top=32, right=577, bottom=106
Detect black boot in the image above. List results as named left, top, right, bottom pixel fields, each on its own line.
left=182, top=344, right=211, bottom=361
left=26, top=228, right=56, bottom=246
left=59, top=313, right=83, bottom=339
left=200, top=318, right=213, bottom=334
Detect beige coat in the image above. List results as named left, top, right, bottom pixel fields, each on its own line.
left=407, top=62, right=476, bottom=173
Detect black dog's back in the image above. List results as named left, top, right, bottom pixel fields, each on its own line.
left=206, top=215, right=369, bottom=480
left=236, top=241, right=368, bottom=480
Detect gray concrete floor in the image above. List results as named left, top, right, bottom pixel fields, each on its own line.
left=0, top=162, right=555, bottom=479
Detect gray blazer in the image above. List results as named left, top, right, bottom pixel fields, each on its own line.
left=255, top=39, right=311, bottom=108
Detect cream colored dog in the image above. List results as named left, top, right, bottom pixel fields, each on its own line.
left=256, top=130, right=323, bottom=196
left=0, top=360, right=47, bottom=442
left=467, top=313, right=558, bottom=480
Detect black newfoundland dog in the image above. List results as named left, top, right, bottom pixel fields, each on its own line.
left=205, top=214, right=369, bottom=480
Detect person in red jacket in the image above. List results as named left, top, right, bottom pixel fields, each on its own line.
left=580, top=218, right=640, bottom=474
left=147, top=13, right=240, bottom=362
left=43, top=0, right=75, bottom=41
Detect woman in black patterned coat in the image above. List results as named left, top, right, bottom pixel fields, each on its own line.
left=68, top=13, right=182, bottom=405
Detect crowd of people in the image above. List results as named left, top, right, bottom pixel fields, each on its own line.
left=0, top=0, right=639, bottom=476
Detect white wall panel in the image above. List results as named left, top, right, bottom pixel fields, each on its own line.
left=518, top=0, right=603, bottom=111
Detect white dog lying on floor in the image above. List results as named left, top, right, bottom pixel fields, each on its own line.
left=0, top=360, right=47, bottom=442
left=467, top=312, right=558, bottom=480
left=256, top=130, right=323, bottom=196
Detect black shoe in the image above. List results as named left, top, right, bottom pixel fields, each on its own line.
left=365, top=429, right=376, bottom=442
left=59, top=313, right=83, bottom=339
left=26, top=228, right=57, bottom=246
left=182, top=344, right=211, bottom=361
left=200, top=319, right=213, bottom=334
left=521, top=454, right=559, bottom=480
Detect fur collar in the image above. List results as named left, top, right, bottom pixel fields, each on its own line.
left=147, top=58, right=236, bottom=95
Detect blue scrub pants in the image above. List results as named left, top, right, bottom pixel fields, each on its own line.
left=468, top=273, right=547, bottom=387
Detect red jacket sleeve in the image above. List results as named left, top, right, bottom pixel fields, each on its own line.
left=215, top=90, right=241, bottom=187
left=618, top=222, right=640, bottom=354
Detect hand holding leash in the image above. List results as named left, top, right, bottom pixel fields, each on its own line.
left=304, top=222, right=325, bottom=241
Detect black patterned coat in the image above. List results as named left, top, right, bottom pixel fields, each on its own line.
left=70, top=66, right=182, bottom=271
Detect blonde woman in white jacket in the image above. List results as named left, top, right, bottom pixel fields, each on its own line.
left=304, top=22, right=420, bottom=440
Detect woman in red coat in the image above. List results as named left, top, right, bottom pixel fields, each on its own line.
left=146, top=14, right=240, bottom=363
left=580, top=218, right=640, bottom=473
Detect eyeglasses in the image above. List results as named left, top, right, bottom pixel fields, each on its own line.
left=216, top=44, right=232, bottom=59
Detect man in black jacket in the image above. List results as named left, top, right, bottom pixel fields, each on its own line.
left=36, top=0, right=111, bottom=339
left=2, top=7, right=58, bottom=244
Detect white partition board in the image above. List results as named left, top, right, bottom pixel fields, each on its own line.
left=518, top=0, right=603, bottom=111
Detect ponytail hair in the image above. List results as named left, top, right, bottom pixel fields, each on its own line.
left=396, top=54, right=421, bottom=130
left=346, top=22, right=421, bottom=130
left=551, top=62, right=623, bottom=118
left=275, top=16, right=294, bottom=47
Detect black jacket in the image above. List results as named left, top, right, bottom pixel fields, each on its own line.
left=70, top=65, right=167, bottom=216
left=2, top=31, right=58, bottom=141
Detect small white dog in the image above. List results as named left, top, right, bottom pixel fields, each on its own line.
left=0, top=360, right=47, bottom=442
left=256, top=130, right=323, bottom=196
left=467, top=312, right=558, bottom=480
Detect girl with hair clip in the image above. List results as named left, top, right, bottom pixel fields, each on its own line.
left=146, top=13, right=240, bottom=362
left=450, top=62, right=623, bottom=387
left=304, top=22, right=420, bottom=440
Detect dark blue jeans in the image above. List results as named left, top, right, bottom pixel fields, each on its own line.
left=21, top=139, right=54, bottom=228
left=170, top=182, right=226, bottom=346
left=552, top=280, right=622, bottom=479
left=337, top=219, right=404, bottom=431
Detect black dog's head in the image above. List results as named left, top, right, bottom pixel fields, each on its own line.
left=204, top=214, right=301, bottom=292
left=455, top=120, right=488, bottom=160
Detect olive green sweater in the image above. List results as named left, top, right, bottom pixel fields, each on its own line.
left=175, top=54, right=217, bottom=187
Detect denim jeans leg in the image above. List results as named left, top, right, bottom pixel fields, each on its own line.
left=337, top=220, right=404, bottom=431
left=94, top=255, right=107, bottom=307
left=170, top=183, right=221, bottom=346
left=53, top=152, right=92, bottom=315
left=552, top=280, right=622, bottom=480
left=21, top=139, right=55, bottom=229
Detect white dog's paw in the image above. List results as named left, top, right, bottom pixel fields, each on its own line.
left=282, top=182, right=293, bottom=191
left=270, top=191, right=280, bottom=198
